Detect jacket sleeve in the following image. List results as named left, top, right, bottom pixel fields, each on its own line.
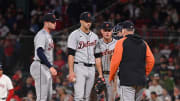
left=109, top=37, right=126, bottom=82
left=145, top=42, right=155, bottom=76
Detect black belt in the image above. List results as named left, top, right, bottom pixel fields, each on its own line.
left=103, top=71, right=109, bottom=74
left=74, top=62, right=95, bottom=67
left=0, top=98, right=6, bottom=100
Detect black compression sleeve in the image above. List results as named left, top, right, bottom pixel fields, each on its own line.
left=37, top=47, right=52, bottom=68
left=95, top=53, right=102, bottom=58
left=68, top=48, right=76, bottom=56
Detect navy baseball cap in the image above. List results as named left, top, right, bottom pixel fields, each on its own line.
left=80, top=12, right=93, bottom=22
left=42, top=13, right=57, bottom=22
left=101, top=22, right=113, bottom=30
left=122, top=20, right=134, bottom=29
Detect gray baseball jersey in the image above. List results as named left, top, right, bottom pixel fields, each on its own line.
left=98, top=38, right=117, bottom=71
left=30, top=29, right=54, bottom=101
left=33, top=29, right=54, bottom=64
left=97, top=38, right=117, bottom=101
left=67, top=28, right=99, bottom=64
left=67, top=28, right=99, bottom=101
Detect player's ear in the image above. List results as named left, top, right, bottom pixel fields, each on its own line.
left=100, top=29, right=103, bottom=34
left=80, top=20, right=83, bottom=24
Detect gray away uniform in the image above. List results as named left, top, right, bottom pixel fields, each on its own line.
left=30, top=29, right=54, bottom=101
left=98, top=38, right=118, bottom=101
left=67, top=28, right=99, bottom=101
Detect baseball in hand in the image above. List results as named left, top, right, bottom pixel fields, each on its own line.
left=72, top=77, right=76, bottom=82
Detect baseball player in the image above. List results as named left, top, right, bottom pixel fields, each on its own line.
left=109, top=21, right=155, bottom=101
left=98, top=22, right=117, bottom=101
left=0, top=65, right=14, bottom=101
left=67, top=12, right=103, bottom=101
left=30, top=13, right=57, bottom=101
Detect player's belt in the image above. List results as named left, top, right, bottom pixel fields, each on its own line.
left=103, top=71, right=109, bottom=74
left=74, top=62, right=95, bottom=67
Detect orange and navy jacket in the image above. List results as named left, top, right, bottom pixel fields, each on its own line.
left=109, top=34, right=155, bottom=86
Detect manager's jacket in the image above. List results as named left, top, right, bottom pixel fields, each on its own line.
left=109, top=34, right=155, bottom=86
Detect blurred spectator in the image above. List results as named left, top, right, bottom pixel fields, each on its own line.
left=174, top=64, right=180, bottom=85
left=160, top=75, right=174, bottom=96
left=149, top=79, right=163, bottom=96
left=54, top=50, right=65, bottom=73
left=161, top=89, right=172, bottom=101
left=22, top=91, right=35, bottom=101
left=150, top=91, right=163, bottom=101
left=167, top=58, right=175, bottom=70
left=160, top=44, right=171, bottom=58
left=172, top=86, right=180, bottom=101
left=0, top=18, right=10, bottom=37
left=19, top=76, right=35, bottom=97
left=153, top=47, right=162, bottom=65
left=56, top=86, right=73, bottom=101
left=156, top=62, right=168, bottom=79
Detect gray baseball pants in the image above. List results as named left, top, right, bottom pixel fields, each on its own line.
left=30, top=61, right=53, bottom=101
left=73, top=63, right=95, bottom=101
left=120, top=85, right=144, bottom=101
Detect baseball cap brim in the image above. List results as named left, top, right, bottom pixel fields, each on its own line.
left=80, top=12, right=93, bottom=22
left=101, top=22, right=113, bottom=30
left=42, top=13, right=57, bottom=22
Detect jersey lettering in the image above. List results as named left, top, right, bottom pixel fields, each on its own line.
left=102, top=49, right=114, bottom=56
left=78, top=40, right=97, bottom=49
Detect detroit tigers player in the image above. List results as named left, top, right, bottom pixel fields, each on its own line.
left=0, top=65, right=14, bottom=101
left=98, top=22, right=117, bottom=101
left=67, top=12, right=103, bottom=101
left=30, top=13, right=57, bottom=101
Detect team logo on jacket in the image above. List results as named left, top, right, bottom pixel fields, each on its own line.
left=78, top=40, right=97, bottom=49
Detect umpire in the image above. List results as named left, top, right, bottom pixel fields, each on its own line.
left=109, top=21, right=155, bottom=101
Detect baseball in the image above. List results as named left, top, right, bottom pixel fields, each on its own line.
left=72, top=78, right=76, bottom=82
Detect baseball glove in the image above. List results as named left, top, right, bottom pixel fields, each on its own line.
left=94, top=77, right=106, bottom=94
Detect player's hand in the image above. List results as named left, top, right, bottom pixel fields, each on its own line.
left=68, top=72, right=76, bottom=82
left=109, top=80, right=113, bottom=86
left=50, top=67, right=57, bottom=76
left=98, top=74, right=103, bottom=78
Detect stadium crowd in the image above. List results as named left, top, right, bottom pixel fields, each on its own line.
left=0, top=0, right=180, bottom=101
